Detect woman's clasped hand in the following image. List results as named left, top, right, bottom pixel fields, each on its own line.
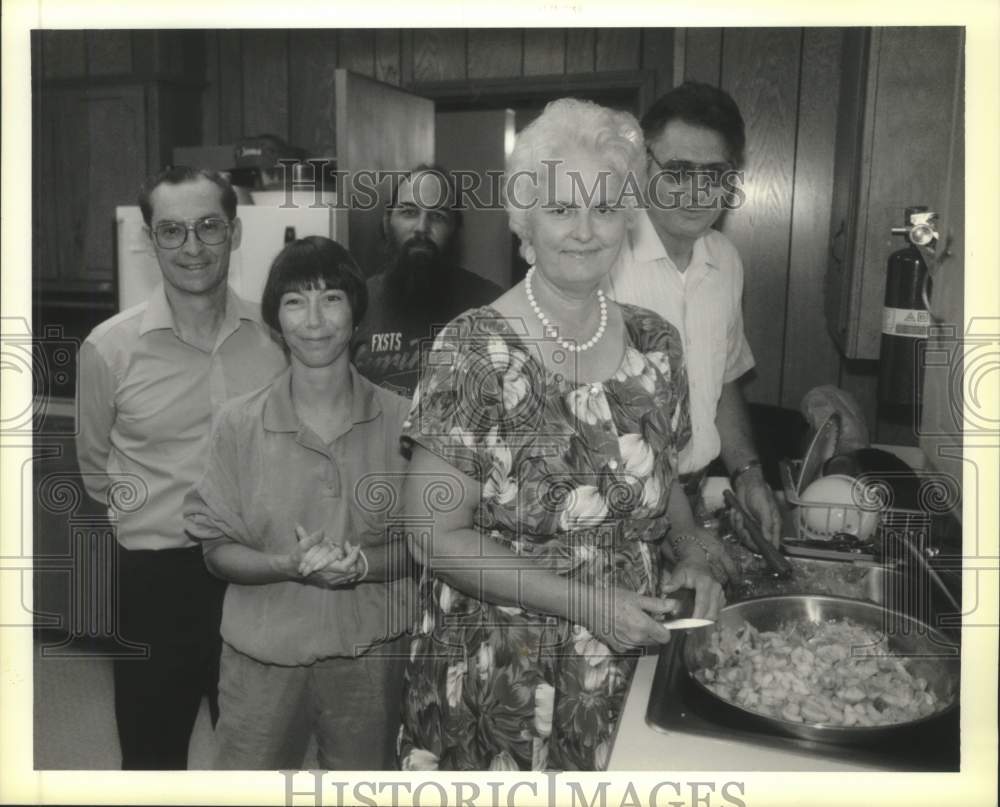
left=291, top=524, right=365, bottom=586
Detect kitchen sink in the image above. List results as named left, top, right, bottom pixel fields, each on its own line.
left=729, top=556, right=895, bottom=602
left=723, top=541, right=962, bottom=635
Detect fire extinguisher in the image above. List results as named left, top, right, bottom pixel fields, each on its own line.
left=878, top=206, right=938, bottom=421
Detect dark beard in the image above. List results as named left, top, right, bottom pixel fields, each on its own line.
left=382, top=236, right=457, bottom=316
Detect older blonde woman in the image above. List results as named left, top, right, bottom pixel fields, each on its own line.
left=397, top=99, right=737, bottom=771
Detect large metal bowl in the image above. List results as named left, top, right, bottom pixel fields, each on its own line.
left=682, top=595, right=960, bottom=745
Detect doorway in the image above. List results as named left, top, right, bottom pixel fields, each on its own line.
left=425, top=71, right=655, bottom=288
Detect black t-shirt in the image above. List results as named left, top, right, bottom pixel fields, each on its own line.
left=351, top=267, right=504, bottom=397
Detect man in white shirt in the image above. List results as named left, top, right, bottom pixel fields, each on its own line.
left=608, top=81, right=782, bottom=545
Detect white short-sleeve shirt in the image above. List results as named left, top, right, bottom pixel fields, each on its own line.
left=607, top=211, right=755, bottom=474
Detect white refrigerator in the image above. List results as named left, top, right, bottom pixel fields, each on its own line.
left=115, top=194, right=339, bottom=310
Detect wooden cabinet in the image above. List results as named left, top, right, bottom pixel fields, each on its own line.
left=32, top=79, right=202, bottom=293
left=825, top=27, right=964, bottom=360
left=34, top=83, right=145, bottom=290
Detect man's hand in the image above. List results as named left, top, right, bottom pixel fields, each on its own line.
left=662, top=560, right=726, bottom=621
left=732, top=469, right=782, bottom=547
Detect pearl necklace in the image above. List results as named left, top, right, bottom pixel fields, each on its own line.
left=525, top=267, right=608, bottom=353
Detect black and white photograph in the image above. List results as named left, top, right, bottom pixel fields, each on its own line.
left=1, top=1, right=997, bottom=805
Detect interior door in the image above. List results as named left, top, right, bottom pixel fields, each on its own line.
left=334, top=69, right=435, bottom=277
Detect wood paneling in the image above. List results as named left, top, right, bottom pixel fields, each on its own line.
left=824, top=29, right=868, bottom=352
left=148, top=83, right=204, bottom=172
left=413, top=29, right=466, bottom=81
left=468, top=29, right=522, bottom=79
left=35, top=85, right=147, bottom=287
left=340, top=29, right=376, bottom=77
left=435, top=108, right=513, bottom=287
left=288, top=29, right=339, bottom=157
left=781, top=28, right=844, bottom=411
left=217, top=31, right=244, bottom=143
left=595, top=28, right=640, bottom=71
left=919, top=40, right=964, bottom=477
left=684, top=28, right=722, bottom=85
left=86, top=31, right=131, bottom=76
left=201, top=31, right=220, bottom=145
left=720, top=28, right=802, bottom=406
left=34, top=88, right=62, bottom=282
left=565, top=28, right=596, bottom=73
left=375, top=30, right=402, bottom=85
left=42, top=31, right=86, bottom=79
left=844, top=27, right=963, bottom=360
left=48, top=90, right=90, bottom=283
left=84, top=86, right=147, bottom=278
left=130, top=30, right=157, bottom=78
left=241, top=30, right=288, bottom=139
left=400, top=30, right=415, bottom=85
left=523, top=29, right=565, bottom=76
left=197, top=27, right=685, bottom=153
left=641, top=28, right=675, bottom=102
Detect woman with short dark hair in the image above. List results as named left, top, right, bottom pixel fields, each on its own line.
left=184, top=236, right=413, bottom=769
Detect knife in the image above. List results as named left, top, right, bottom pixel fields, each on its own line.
left=654, top=587, right=716, bottom=629
left=723, top=489, right=794, bottom=579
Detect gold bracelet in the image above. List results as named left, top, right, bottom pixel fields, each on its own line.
left=730, top=459, right=762, bottom=486
left=668, top=532, right=729, bottom=584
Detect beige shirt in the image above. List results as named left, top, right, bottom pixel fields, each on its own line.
left=184, top=367, right=415, bottom=664
left=607, top=212, right=755, bottom=473
left=76, top=284, right=287, bottom=550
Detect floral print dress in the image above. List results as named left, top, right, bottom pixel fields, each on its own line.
left=397, top=304, right=691, bottom=772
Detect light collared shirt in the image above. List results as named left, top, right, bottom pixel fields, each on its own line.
left=76, top=284, right=287, bottom=550
left=183, top=366, right=415, bottom=664
left=607, top=211, right=755, bottom=473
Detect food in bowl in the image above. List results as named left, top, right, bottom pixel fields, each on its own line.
left=693, top=617, right=949, bottom=727
left=798, top=474, right=881, bottom=541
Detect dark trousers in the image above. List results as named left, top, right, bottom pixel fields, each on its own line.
left=113, top=545, right=226, bottom=769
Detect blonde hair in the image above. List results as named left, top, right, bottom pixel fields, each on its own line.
left=504, top=98, right=646, bottom=255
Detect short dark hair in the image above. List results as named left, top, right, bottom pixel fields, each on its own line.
left=138, top=166, right=238, bottom=226
left=260, top=236, right=368, bottom=335
left=386, top=164, right=463, bottom=230
left=641, top=82, right=746, bottom=167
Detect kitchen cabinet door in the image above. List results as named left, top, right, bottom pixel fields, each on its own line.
left=33, top=83, right=147, bottom=292
left=825, top=27, right=964, bottom=360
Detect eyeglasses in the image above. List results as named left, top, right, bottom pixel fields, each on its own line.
left=646, top=148, right=736, bottom=188
left=152, top=217, right=231, bottom=249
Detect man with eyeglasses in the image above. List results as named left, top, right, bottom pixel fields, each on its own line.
left=76, top=166, right=286, bottom=768
left=607, top=81, right=783, bottom=548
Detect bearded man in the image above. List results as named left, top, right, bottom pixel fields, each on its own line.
left=352, top=165, right=503, bottom=396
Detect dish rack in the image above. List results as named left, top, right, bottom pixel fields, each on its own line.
left=778, top=459, right=933, bottom=563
